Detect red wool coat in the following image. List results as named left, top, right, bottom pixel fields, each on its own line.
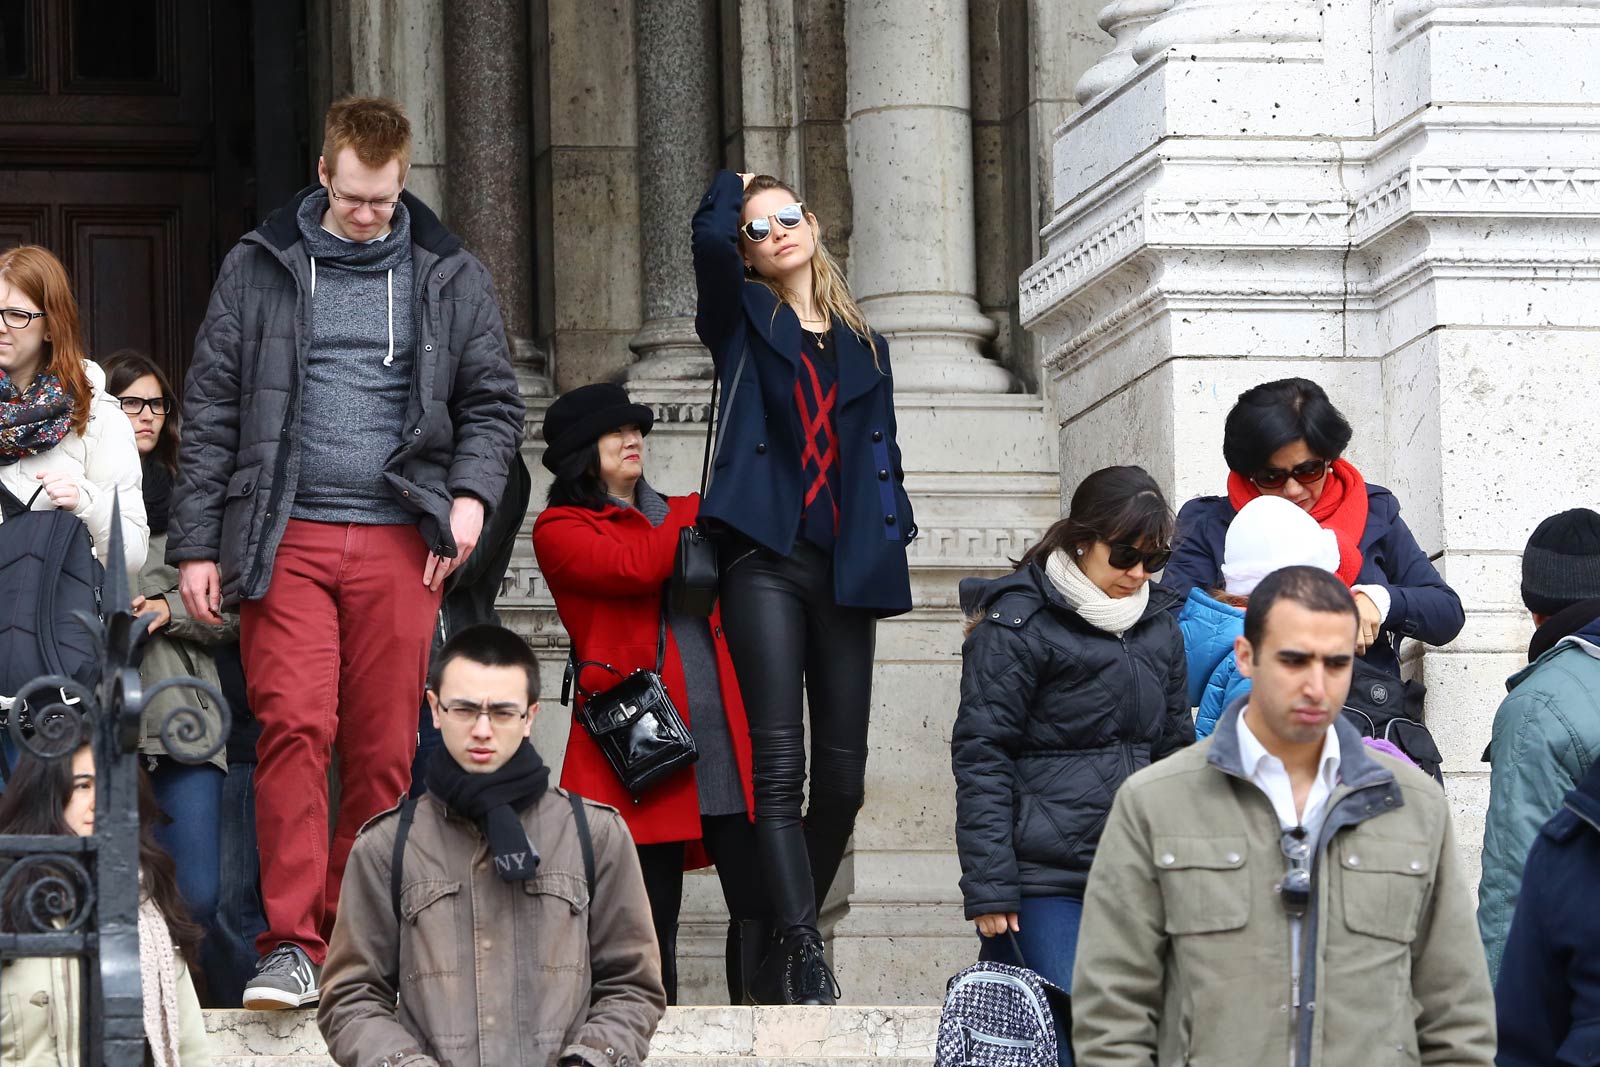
left=532, top=494, right=756, bottom=850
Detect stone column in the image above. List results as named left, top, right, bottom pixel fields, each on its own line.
left=626, top=0, right=721, bottom=383
left=444, top=0, right=549, bottom=395
left=844, top=0, right=1011, bottom=393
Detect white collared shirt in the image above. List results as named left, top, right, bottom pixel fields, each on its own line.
left=1236, top=705, right=1343, bottom=1021
left=1236, top=706, right=1343, bottom=839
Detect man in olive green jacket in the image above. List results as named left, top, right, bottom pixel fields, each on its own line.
left=1072, top=566, right=1494, bottom=1067
left=318, top=626, right=665, bottom=1067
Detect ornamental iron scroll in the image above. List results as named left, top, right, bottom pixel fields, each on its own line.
left=0, top=497, right=229, bottom=1066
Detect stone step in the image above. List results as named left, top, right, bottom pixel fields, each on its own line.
left=205, top=1006, right=941, bottom=1064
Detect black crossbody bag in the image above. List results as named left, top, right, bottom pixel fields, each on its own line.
left=670, top=342, right=750, bottom=616
left=559, top=606, right=698, bottom=797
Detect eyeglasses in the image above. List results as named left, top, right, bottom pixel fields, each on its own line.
left=740, top=202, right=806, bottom=243
left=1105, top=542, right=1173, bottom=572
left=0, top=308, right=46, bottom=330
left=1250, top=459, right=1330, bottom=490
left=1278, top=827, right=1312, bottom=919
left=328, top=189, right=402, bottom=213
left=438, top=701, right=528, bottom=727
left=118, top=396, right=172, bottom=416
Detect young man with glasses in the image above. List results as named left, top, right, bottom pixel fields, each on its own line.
left=168, top=95, right=525, bottom=1008
left=319, top=625, right=665, bottom=1067
left=1071, top=565, right=1495, bottom=1067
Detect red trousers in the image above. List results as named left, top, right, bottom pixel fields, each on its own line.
left=240, top=519, right=441, bottom=963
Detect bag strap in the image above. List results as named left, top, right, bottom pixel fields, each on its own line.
left=700, top=339, right=750, bottom=498
left=568, top=790, right=596, bottom=899
left=1006, top=930, right=1029, bottom=971
left=563, top=600, right=669, bottom=706
left=389, top=795, right=420, bottom=925
left=0, top=480, right=29, bottom=521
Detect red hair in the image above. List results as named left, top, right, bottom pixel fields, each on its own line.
left=0, top=246, right=92, bottom=436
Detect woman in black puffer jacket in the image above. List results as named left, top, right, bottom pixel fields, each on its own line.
left=952, top=466, right=1192, bottom=1067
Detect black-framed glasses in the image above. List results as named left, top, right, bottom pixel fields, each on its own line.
left=0, top=308, right=46, bottom=330
left=438, top=700, right=527, bottom=727
left=328, top=188, right=402, bottom=213
left=1250, top=458, right=1330, bottom=490
left=1278, top=826, right=1312, bottom=919
left=740, top=202, right=806, bottom=243
left=1105, top=541, right=1173, bottom=572
left=118, top=396, right=172, bottom=416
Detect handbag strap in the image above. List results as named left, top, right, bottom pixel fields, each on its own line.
left=563, top=599, right=669, bottom=703
left=700, top=339, right=750, bottom=498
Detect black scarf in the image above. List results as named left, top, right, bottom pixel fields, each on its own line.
left=1528, top=597, right=1600, bottom=661
left=142, top=458, right=173, bottom=536
left=425, top=741, right=550, bottom=882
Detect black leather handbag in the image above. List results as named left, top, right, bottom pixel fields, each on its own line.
left=561, top=609, right=697, bottom=797
left=669, top=343, right=750, bottom=617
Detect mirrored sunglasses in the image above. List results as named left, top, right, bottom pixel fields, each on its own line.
left=740, top=202, right=806, bottom=243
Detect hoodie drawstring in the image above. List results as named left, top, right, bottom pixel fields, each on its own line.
left=308, top=258, right=396, bottom=367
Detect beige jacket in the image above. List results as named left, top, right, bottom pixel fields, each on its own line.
left=0, top=360, right=147, bottom=576
left=318, top=787, right=666, bottom=1067
left=0, top=955, right=208, bottom=1066
left=1072, top=702, right=1496, bottom=1067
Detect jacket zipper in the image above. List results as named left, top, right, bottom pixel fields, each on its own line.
left=1118, top=636, right=1137, bottom=778
left=947, top=971, right=1054, bottom=1036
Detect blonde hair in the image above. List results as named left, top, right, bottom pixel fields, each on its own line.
left=742, top=176, right=879, bottom=367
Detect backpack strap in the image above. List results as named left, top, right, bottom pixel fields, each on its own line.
left=389, top=795, right=419, bottom=924
left=568, top=790, right=596, bottom=900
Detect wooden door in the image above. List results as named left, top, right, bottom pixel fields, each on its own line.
left=0, top=0, right=254, bottom=386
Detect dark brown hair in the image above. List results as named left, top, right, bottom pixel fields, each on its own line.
left=1018, top=465, right=1175, bottom=570
left=0, top=245, right=92, bottom=436
left=1242, top=565, right=1359, bottom=650
left=100, top=349, right=180, bottom=473
left=0, top=747, right=204, bottom=971
left=322, top=95, right=413, bottom=175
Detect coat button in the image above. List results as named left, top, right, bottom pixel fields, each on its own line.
left=1225, top=852, right=1240, bottom=864
left=755, top=443, right=766, bottom=454
left=1409, top=860, right=1422, bottom=872
left=878, top=469, right=889, bottom=481
left=424, top=344, right=433, bottom=352
left=402, top=490, right=410, bottom=497
left=1347, top=855, right=1361, bottom=867
left=480, top=938, right=492, bottom=951
left=871, top=430, right=884, bottom=442
left=885, top=514, right=895, bottom=525
left=413, top=428, right=422, bottom=435
left=1160, top=853, right=1176, bottom=866
left=990, top=612, right=1000, bottom=619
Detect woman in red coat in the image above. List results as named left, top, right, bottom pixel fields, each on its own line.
left=532, top=383, right=767, bottom=1006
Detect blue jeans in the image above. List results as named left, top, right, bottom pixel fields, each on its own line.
left=978, top=895, right=1082, bottom=1067
left=209, top=759, right=268, bottom=1005
left=149, top=760, right=224, bottom=929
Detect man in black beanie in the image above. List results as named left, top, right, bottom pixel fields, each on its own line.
left=317, top=625, right=666, bottom=1067
left=1478, top=507, right=1600, bottom=981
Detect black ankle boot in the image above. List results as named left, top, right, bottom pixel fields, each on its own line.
left=749, top=931, right=841, bottom=1006
left=726, top=919, right=775, bottom=1005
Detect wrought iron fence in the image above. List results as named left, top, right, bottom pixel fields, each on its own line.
left=0, top=502, right=228, bottom=1065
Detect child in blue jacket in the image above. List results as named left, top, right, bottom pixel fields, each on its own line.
left=1179, top=496, right=1339, bottom=737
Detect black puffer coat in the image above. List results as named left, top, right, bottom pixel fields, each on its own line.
left=952, top=562, right=1193, bottom=917
left=168, top=185, right=525, bottom=604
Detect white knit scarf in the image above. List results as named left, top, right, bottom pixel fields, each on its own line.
left=138, top=886, right=182, bottom=1067
left=1043, top=549, right=1149, bottom=637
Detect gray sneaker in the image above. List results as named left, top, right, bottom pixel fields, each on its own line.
left=242, top=943, right=321, bottom=1009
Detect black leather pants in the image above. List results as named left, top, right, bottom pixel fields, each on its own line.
left=719, top=540, right=875, bottom=939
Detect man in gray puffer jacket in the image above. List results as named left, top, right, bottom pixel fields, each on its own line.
left=167, top=96, right=525, bottom=1010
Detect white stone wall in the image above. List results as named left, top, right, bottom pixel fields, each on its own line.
left=1025, top=0, right=1600, bottom=888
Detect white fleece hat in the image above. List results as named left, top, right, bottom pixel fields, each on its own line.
left=1221, top=496, right=1341, bottom=596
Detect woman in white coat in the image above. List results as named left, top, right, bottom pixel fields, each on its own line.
left=0, top=244, right=145, bottom=575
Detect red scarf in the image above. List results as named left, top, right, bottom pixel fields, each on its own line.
left=1227, top=458, right=1368, bottom=586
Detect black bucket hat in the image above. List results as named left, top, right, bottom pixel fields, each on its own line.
left=540, top=383, right=654, bottom=474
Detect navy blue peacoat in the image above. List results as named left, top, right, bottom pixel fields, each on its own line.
left=691, top=169, right=915, bottom=617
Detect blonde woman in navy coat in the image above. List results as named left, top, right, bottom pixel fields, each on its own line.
left=691, top=169, right=916, bottom=1005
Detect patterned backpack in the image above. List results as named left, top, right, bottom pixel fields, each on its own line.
left=936, top=935, right=1070, bottom=1067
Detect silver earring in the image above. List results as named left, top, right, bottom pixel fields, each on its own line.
left=1075, top=548, right=1084, bottom=556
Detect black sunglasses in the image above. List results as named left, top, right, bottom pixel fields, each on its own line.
left=741, top=202, right=806, bottom=243
left=118, top=396, right=173, bottom=416
left=1105, top=542, right=1172, bottom=572
left=1250, top=458, right=1330, bottom=490
left=1278, top=827, right=1312, bottom=919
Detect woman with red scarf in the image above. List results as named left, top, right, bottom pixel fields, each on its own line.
left=1163, top=377, right=1464, bottom=676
